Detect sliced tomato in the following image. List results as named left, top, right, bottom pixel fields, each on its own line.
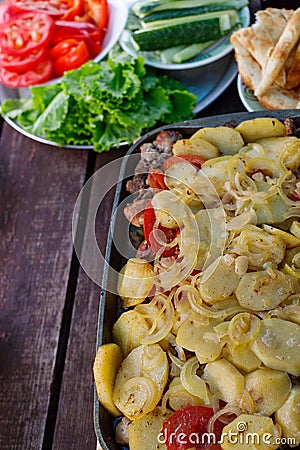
left=60, top=0, right=84, bottom=20
left=163, top=154, right=206, bottom=171
left=0, top=58, right=53, bottom=87
left=52, top=39, right=89, bottom=77
left=289, top=190, right=300, bottom=201
left=52, top=20, right=103, bottom=56
left=148, top=169, right=168, bottom=190
left=50, top=38, right=79, bottom=59
left=162, top=406, right=224, bottom=450
left=0, top=12, right=54, bottom=56
left=84, top=0, right=108, bottom=30
left=12, top=0, right=69, bottom=18
left=143, top=202, right=179, bottom=258
left=0, top=46, right=47, bottom=74
left=0, top=0, right=18, bottom=23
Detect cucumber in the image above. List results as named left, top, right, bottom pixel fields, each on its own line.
left=142, top=0, right=248, bottom=23
left=132, top=0, right=244, bottom=18
left=141, top=9, right=239, bottom=30
left=132, top=18, right=222, bottom=51
left=131, top=11, right=239, bottom=51
left=172, top=41, right=215, bottom=63
left=160, top=45, right=186, bottom=64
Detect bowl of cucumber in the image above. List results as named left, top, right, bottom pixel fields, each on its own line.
left=120, top=0, right=250, bottom=70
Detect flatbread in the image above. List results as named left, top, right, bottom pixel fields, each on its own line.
left=230, top=7, right=300, bottom=110
left=230, top=32, right=300, bottom=110
left=286, top=40, right=300, bottom=89
left=255, top=7, right=300, bottom=97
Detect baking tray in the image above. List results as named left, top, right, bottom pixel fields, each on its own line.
left=94, top=109, right=300, bottom=450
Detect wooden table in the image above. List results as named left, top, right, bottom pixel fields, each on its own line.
left=0, top=81, right=249, bottom=450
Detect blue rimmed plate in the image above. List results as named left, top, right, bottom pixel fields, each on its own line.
left=237, top=75, right=266, bottom=112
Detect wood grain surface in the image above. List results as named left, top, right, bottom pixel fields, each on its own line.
left=0, top=127, right=89, bottom=450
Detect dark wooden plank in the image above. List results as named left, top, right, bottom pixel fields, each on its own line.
left=53, top=147, right=128, bottom=450
left=0, top=124, right=89, bottom=450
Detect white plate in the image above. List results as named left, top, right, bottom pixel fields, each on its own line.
left=120, top=7, right=250, bottom=70
left=1, top=53, right=238, bottom=149
left=237, top=75, right=266, bottom=112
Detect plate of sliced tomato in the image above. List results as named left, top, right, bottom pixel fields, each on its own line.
left=0, top=0, right=128, bottom=88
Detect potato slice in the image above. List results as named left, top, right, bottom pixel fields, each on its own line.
left=202, top=358, right=244, bottom=403
left=221, top=414, right=281, bottom=450
left=112, top=310, right=150, bottom=357
left=275, top=386, right=300, bottom=447
left=117, top=258, right=155, bottom=307
left=250, top=318, right=300, bottom=376
left=235, top=118, right=286, bottom=143
left=93, top=343, right=123, bottom=417
left=197, top=256, right=240, bottom=305
left=113, top=344, right=169, bottom=420
left=255, top=136, right=297, bottom=161
left=191, top=126, right=244, bottom=155
left=235, top=269, right=293, bottom=311
left=245, top=368, right=291, bottom=415
left=172, top=137, right=220, bottom=159
left=223, top=343, right=261, bottom=373
left=176, top=312, right=222, bottom=363
left=128, top=407, right=171, bottom=450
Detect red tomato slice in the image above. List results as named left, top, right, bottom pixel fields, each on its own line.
left=0, top=12, right=54, bottom=56
left=0, top=46, right=47, bottom=74
left=163, top=155, right=206, bottom=171
left=12, top=0, right=69, bottom=17
left=52, top=39, right=89, bottom=77
left=0, top=58, right=53, bottom=87
left=143, top=202, right=179, bottom=258
left=60, top=0, right=84, bottom=20
left=148, top=169, right=168, bottom=190
left=84, top=0, right=108, bottom=30
left=289, top=190, right=300, bottom=201
left=162, top=406, right=224, bottom=450
left=52, top=20, right=103, bottom=56
left=0, top=0, right=18, bottom=23
left=50, top=38, right=79, bottom=59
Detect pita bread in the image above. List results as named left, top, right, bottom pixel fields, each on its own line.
left=286, top=40, right=300, bottom=89
left=230, top=7, right=300, bottom=110
left=255, top=7, right=300, bottom=97
left=255, top=8, right=292, bottom=42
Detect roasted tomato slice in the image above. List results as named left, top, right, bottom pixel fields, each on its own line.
left=143, top=202, right=180, bottom=258
left=12, top=0, right=70, bottom=17
left=0, top=58, right=53, bottom=88
left=162, top=406, right=224, bottom=450
left=163, top=154, right=206, bottom=170
left=0, top=12, right=55, bottom=56
left=148, top=169, right=168, bottom=190
left=51, top=39, right=89, bottom=77
left=0, top=46, right=48, bottom=74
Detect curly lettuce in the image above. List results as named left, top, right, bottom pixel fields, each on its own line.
left=0, top=51, right=197, bottom=152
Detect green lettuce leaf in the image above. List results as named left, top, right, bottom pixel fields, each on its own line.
left=0, top=51, right=197, bottom=152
